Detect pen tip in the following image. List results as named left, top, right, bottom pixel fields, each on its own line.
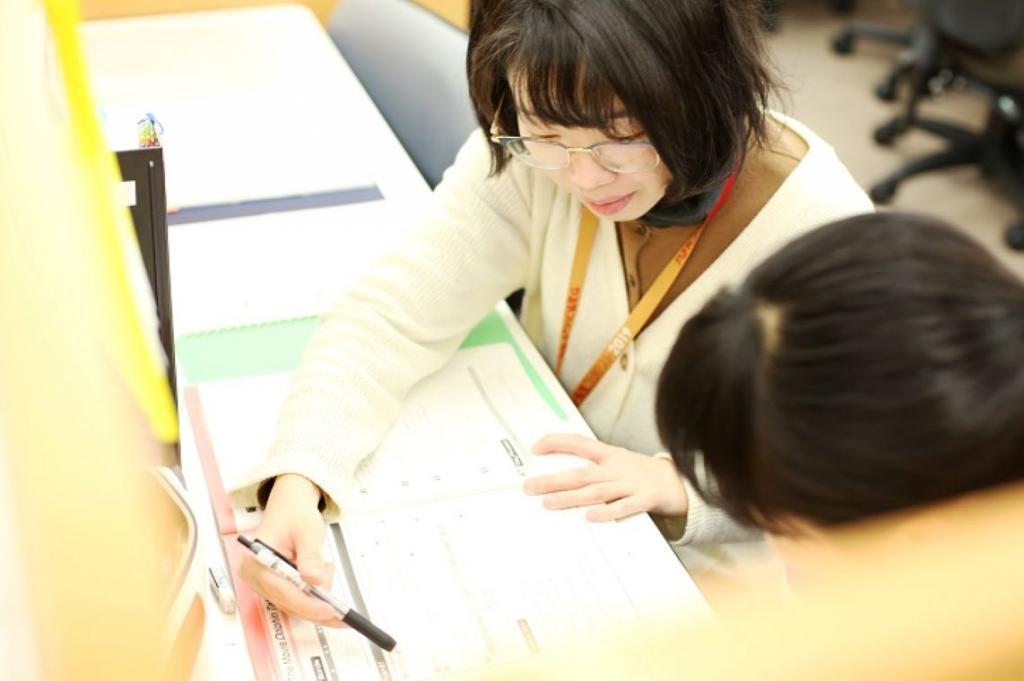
left=237, top=535, right=254, bottom=548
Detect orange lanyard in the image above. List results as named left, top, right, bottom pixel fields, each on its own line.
left=556, top=173, right=738, bottom=406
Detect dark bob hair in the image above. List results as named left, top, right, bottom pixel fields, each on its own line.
left=656, top=213, right=1024, bottom=531
left=467, top=0, right=776, bottom=201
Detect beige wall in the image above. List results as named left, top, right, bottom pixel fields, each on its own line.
left=411, top=0, right=468, bottom=28
left=82, top=0, right=469, bottom=27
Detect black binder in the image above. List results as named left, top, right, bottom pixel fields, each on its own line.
left=115, top=147, right=177, bottom=403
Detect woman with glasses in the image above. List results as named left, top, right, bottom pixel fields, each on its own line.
left=236, top=0, right=872, bottom=624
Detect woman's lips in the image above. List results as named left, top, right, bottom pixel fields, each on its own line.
left=586, top=192, right=635, bottom=216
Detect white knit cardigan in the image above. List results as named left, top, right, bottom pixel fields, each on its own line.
left=232, top=113, right=873, bottom=544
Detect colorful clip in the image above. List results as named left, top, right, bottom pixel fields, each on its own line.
left=137, top=112, right=164, bottom=148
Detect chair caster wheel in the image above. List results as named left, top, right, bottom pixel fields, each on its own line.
left=870, top=180, right=899, bottom=204
left=1006, top=221, right=1024, bottom=251
left=873, top=120, right=902, bottom=146
left=832, top=31, right=855, bottom=55
left=875, top=77, right=898, bottom=102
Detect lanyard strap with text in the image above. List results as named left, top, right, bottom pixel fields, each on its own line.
left=556, top=172, right=739, bottom=406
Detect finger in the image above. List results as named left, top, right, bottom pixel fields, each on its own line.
left=321, top=561, right=335, bottom=591
left=239, top=553, right=337, bottom=622
left=585, top=495, right=650, bottom=522
left=523, top=466, right=597, bottom=495
left=532, top=434, right=613, bottom=463
left=294, top=541, right=327, bottom=586
left=240, top=554, right=335, bottom=621
left=542, top=482, right=625, bottom=511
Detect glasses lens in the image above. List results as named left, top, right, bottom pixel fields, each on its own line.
left=593, top=142, right=660, bottom=173
left=504, top=138, right=570, bottom=170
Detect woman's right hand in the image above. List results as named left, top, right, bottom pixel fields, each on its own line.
left=238, top=473, right=344, bottom=627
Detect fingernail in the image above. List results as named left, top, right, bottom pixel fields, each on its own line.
left=522, top=480, right=536, bottom=494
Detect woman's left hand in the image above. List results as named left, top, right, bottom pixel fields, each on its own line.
left=523, top=433, right=689, bottom=522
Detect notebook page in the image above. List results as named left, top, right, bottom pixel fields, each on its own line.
left=190, top=341, right=707, bottom=680
left=197, top=344, right=588, bottom=517
left=169, top=200, right=411, bottom=335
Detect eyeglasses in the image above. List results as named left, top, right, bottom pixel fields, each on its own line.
left=489, top=119, right=661, bottom=174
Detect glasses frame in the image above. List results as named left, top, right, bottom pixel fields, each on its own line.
left=488, top=115, right=661, bottom=174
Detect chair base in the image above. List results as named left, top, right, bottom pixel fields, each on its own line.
left=832, top=22, right=933, bottom=103
left=869, top=107, right=1024, bottom=251
left=1007, top=221, right=1024, bottom=250
left=869, top=117, right=985, bottom=202
left=766, top=1, right=855, bottom=31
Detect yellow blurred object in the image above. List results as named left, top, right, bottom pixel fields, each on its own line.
left=80, top=0, right=470, bottom=29
left=0, top=0, right=197, bottom=678
left=82, top=0, right=342, bottom=24
left=44, top=0, right=177, bottom=443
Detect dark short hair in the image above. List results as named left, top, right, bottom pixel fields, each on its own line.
left=655, top=213, right=1024, bottom=531
left=467, top=0, right=776, bottom=200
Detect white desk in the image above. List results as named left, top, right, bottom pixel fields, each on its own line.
left=83, top=7, right=706, bottom=679
left=83, top=3, right=433, bottom=337
left=82, top=3, right=430, bottom=209
left=83, top=6, right=431, bottom=680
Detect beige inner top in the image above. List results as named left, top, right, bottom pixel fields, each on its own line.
left=617, top=118, right=810, bottom=328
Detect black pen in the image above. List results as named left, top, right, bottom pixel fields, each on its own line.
left=237, top=535, right=397, bottom=651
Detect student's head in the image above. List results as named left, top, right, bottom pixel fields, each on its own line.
left=467, top=0, right=775, bottom=221
left=655, top=213, right=1024, bottom=538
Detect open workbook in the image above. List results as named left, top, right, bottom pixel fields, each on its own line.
left=181, top=306, right=707, bottom=681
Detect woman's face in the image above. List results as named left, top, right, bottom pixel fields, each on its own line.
left=514, top=110, right=672, bottom=222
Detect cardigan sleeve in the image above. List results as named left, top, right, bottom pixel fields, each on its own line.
left=675, top=478, right=762, bottom=545
left=650, top=453, right=762, bottom=545
left=230, top=131, right=535, bottom=517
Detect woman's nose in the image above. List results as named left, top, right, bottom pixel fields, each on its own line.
left=565, top=150, right=616, bottom=191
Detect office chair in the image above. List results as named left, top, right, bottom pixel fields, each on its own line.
left=327, top=0, right=476, bottom=189
left=762, top=0, right=857, bottom=32
left=831, top=2, right=933, bottom=102
left=327, top=0, right=527, bottom=310
left=846, top=0, right=1024, bottom=250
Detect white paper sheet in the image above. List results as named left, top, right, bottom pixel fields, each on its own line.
left=197, top=346, right=584, bottom=514
left=168, top=200, right=411, bottom=335
left=347, top=346, right=586, bottom=514
left=195, top=343, right=708, bottom=679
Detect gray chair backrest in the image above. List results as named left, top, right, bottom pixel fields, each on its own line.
left=327, top=0, right=478, bottom=188
left=919, top=0, right=1024, bottom=53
